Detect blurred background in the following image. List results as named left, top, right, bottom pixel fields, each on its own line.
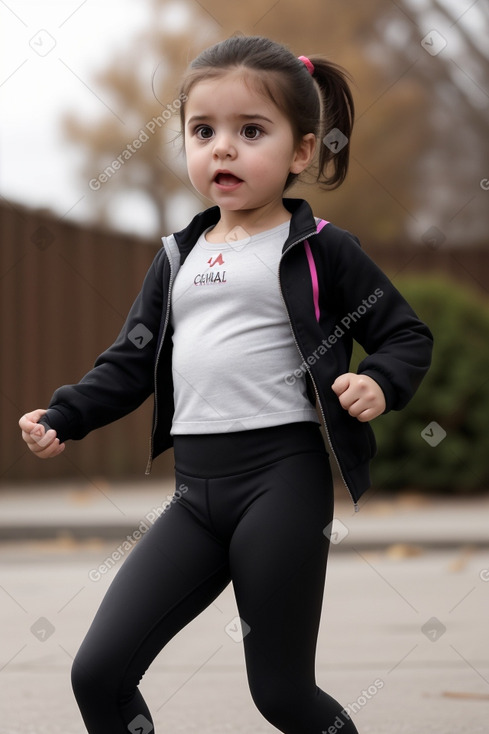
left=1, top=5, right=489, bottom=731
left=1, top=0, right=489, bottom=494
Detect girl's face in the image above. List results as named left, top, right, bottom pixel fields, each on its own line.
left=183, top=70, right=315, bottom=216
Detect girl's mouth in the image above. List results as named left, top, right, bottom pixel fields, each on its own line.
left=214, top=172, right=243, bottom=188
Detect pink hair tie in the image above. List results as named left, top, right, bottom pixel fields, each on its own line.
left=298, top=55, right=314, bottom=75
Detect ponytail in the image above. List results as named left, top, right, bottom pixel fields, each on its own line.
left=308, top=57, right=355, bottom=189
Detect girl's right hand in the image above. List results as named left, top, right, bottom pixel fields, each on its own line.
left=19, top=409, right=65, bottom=458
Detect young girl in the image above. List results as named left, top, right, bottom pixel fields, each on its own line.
left=19, top=35, right=432, bottom=734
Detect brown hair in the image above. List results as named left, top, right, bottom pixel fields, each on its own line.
left=178, top=34, right=354, bottom=191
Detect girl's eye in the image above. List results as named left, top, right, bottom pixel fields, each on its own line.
left=242, top=125, right=262, bottom=140
left=195, top=126, right=214, bottom=140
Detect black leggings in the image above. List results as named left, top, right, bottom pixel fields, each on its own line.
left=71, top=422, right=359, bottom=734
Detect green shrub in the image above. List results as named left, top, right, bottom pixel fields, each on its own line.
left=351, top=276, right=489, bottom=493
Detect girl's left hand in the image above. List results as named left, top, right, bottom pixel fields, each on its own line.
left=331, top=373, right=386, bottom=422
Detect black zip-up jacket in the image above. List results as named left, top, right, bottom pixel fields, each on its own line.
left=41, top=198, right=433, bottom=507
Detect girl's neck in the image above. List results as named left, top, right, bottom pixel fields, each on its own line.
left=205, top=200, right=291, bottom=244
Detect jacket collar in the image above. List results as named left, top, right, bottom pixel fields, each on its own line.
left=170, top=198, right=318, bottom=262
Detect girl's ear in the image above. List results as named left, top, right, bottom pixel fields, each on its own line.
left=290, top=133, right=317, bottom=174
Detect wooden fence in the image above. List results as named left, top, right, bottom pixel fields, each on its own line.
left=1, top=199, right=488, bottom=482
left=0, top=200, right=167, bottom=483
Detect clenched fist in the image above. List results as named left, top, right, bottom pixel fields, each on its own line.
left=19, top=409, right=65, bottom=458
left=331, top=373, right=386, bottom=422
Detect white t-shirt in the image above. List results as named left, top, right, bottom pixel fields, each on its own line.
left=169, top=221, right=319, bottom=434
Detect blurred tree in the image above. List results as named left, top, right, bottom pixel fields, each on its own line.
left=62, top=0, right=489, bottom=246
left=369, top=0, right=489, bottom=245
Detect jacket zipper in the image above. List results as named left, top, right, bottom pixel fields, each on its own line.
left=279, top=233, right=359, bottom=511
left=145, top=252, right=175, bottom=475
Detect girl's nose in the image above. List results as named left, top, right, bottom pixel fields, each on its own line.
left=212, top=133, right=237, bottom=160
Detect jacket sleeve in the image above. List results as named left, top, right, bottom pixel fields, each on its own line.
left=326, top=229, right=433, bottom=413
left=40, top=247, right=167, bottom=442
